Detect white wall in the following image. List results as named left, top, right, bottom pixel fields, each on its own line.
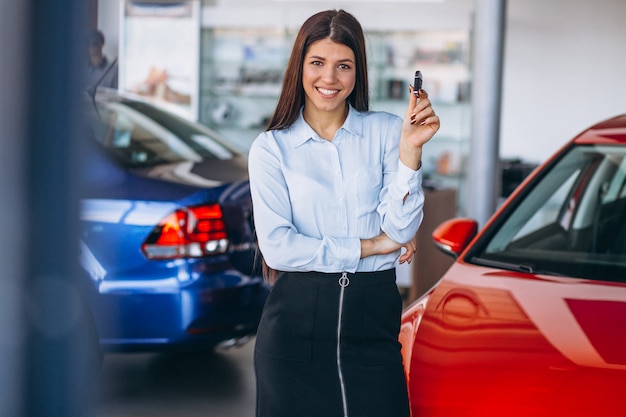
left=501, top=0, right=626, bottom=164
left=97, top=0, right=121, bottom=60
left=201, top=0, right=473, bottom=31
left=99, top=0, right=626, bottom=165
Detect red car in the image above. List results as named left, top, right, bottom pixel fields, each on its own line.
left=400, top=114, right=626, bottom=417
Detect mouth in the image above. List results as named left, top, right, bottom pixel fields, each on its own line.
left=316, top=87, right=340, bottom=97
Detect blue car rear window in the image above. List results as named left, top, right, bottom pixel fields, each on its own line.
left=89, top=97, right=239, bottom=167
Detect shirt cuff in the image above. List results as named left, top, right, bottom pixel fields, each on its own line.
left=392, top=160, right=422, bottom=198
left=339, top=237, right=361, bottom=273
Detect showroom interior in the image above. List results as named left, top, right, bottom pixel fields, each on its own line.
left=95, top=0, right=626, bottom=169
left=1, top=0, right=625, bottom=416
left=93, top=0, right=626, bottom=218
left=92, top=0, right=626, bottom=292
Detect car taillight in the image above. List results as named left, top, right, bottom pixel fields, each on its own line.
left=142, top=204, right=229, bottom=260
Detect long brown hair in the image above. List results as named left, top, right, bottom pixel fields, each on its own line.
left=266, top=9, right=369, bottom=131
left=260, top=9, right=370, bottom=282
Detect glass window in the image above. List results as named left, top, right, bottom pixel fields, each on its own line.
left=88, top=95, right=238, bottom=168
left=469, top=145, right=626, bottom=282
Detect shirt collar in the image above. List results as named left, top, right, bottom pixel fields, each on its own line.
left=287, top=105, right=363, bottom=148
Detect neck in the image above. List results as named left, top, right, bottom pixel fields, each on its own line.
left=303, top=103, right=349, bottom=141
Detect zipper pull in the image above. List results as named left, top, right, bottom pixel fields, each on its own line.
left=338, top=272, right=350, bottom=288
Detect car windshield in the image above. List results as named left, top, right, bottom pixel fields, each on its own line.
left=469, top=144, right=626, bottom=283
left=88, top=95, right=238, bottom=167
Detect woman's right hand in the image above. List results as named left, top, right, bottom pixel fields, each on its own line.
left=399, top=88, right=440, bottom=170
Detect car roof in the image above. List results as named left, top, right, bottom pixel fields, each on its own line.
left=573, top=113, right=626, bottom=145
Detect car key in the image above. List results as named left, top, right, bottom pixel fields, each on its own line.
left=413, top=70, right=423, bottom=97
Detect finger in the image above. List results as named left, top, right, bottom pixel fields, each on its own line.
left=410, top=106, right=436, bottom=125
left=402, top=250, right=414, bottom=262
left=411, top=89, right=430, bottom=110
left=417, top=114, right=440, bottom=128
left=413, top=95, right=432, bottom=113
left=409, top=97, right=433, bottom=122
left=399, top=249, right=412, bottom=263
left=404, top=85, right=419, bottom=120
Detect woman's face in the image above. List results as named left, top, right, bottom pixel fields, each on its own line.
left=302, top=38, right=356, bottom=116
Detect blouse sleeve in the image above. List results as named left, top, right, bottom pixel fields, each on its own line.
left=377, top=116, right=425, bottom=245
left=248, top=132, right=362, bottom=273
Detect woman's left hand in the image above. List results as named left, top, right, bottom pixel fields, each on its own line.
left=398, top=236, right=417, bottom=264
left=399, top=87, right=440, bottom=170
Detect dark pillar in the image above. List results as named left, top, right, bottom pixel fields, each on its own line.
left=23, top=0, right=97, bottom=416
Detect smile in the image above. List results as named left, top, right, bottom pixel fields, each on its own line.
left=317, top=87, right=339, bottom=96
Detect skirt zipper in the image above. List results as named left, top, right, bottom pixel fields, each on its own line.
left=337, top=272, right=350, bottom=417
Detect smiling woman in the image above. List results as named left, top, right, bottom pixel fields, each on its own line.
left=301, top=38, right=356, bottom=133
left=247, top=8, right=440, bottom=417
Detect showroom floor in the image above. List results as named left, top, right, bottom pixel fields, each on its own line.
left=90, top=339, right=257, bottom=417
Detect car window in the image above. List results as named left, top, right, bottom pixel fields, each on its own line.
left=524, top=172, right=577, bottom=236
left=471, top=145, right=626, bottom=282
left=88, top=96, right=238, bottom=167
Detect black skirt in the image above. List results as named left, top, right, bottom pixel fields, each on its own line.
left=254, top=269, right=410, bottom=417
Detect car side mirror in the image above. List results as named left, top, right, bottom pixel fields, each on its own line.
left=432, top=218, right=479, bottom=258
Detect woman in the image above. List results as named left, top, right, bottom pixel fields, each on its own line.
left=248, top=9, right=439, bottom=417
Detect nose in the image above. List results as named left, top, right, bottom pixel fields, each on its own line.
left=321, top=66, right=337, bottom=83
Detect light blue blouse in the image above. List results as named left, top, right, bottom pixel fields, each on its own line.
left=248, top=106, right=424, bottom=273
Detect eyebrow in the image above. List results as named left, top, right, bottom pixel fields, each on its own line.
left=308, top=55, right=355, bottom=63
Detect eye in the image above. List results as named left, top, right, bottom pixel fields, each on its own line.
left=310, top=60, right=323, bottom=66
left=338, top=63, right=352, bottom=70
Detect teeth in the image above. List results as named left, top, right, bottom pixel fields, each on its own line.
left=318, top=88, right=338, bottom=95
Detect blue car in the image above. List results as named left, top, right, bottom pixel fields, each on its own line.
left=80, top=89, right=269, bottom=352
